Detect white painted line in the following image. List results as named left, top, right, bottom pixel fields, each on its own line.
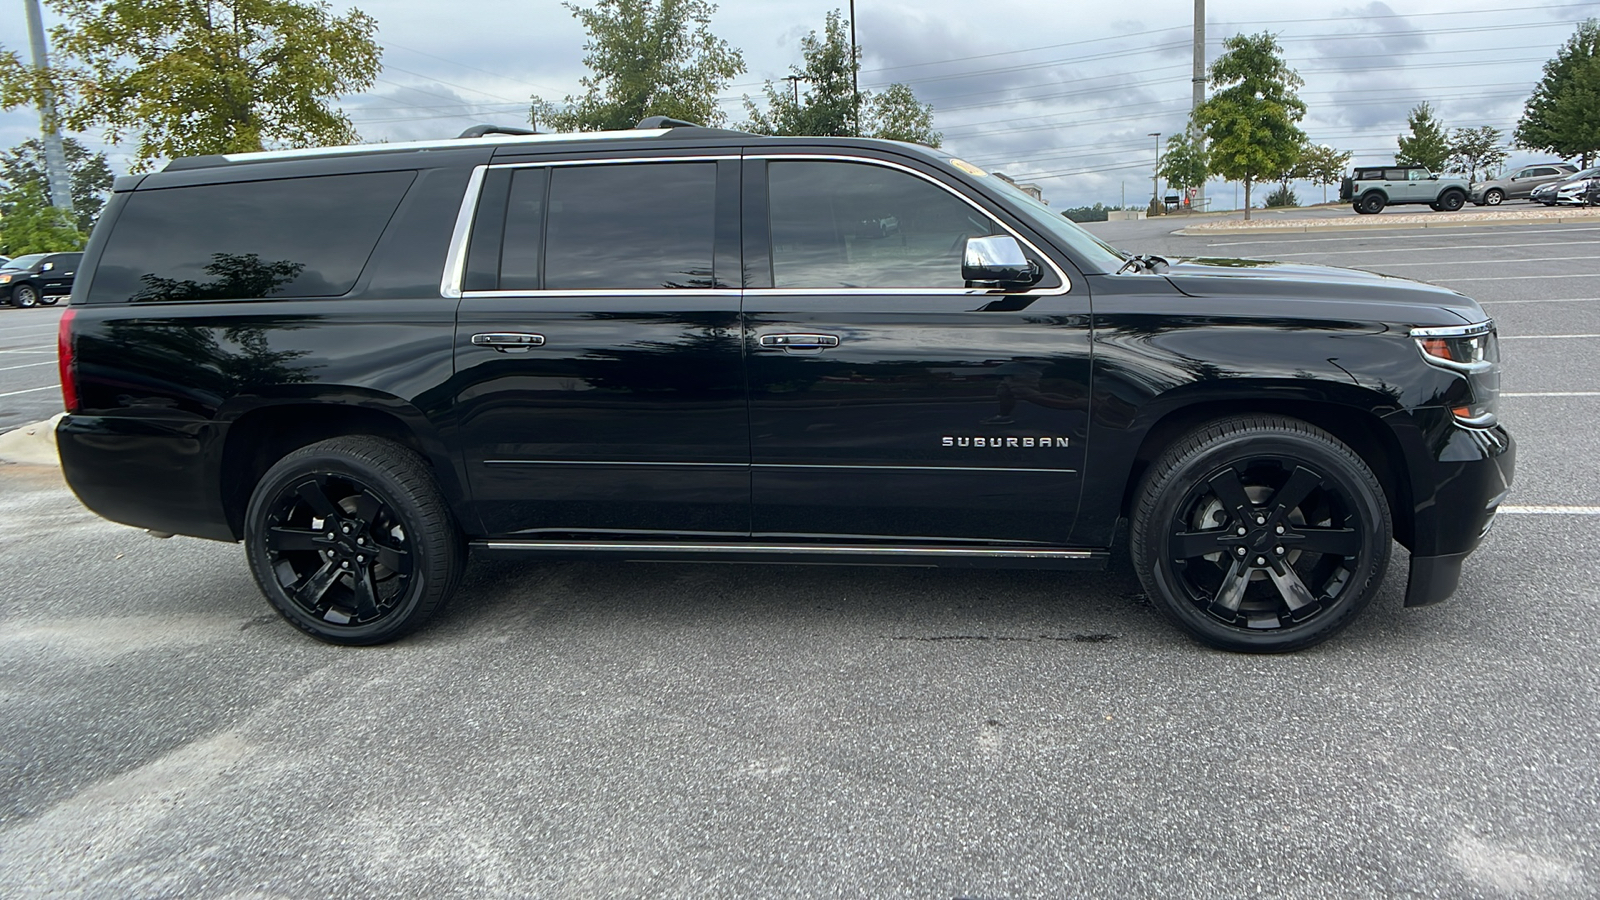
left=0, top=360, right=54, bottom=372
left=1437, top=273, right=1600, bottom=282
left=0, top=384, right=57, bottom=398
left=1373, top=256, right=1599, bottom=268
left=1499, top=334, right=1600, bottom=340
left=1499, top=505, right=1600, bottom=515
left=1269, top=239, right=1600, bottom=257
left=0, top=347, right=55, bottom=354
left=1203, top=225, right=1600, bottom=247
left=1501, top=391, right=1600, bottom=397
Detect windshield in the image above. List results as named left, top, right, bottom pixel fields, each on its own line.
left=956, top=161, right=1128, bottom=274
left=3, top=254, right=45, bottom=270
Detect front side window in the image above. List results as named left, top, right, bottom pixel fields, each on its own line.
left=539, top=162, right=717, bottom=290
left=767, top=160, right=1000, bottom=289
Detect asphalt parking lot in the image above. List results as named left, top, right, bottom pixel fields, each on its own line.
left=0, top=305, right=63, bottom=434
left=3, top=219, right=1598, bottom=897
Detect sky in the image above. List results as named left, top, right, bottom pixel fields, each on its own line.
left=5, top=0, right=1600, bottom=210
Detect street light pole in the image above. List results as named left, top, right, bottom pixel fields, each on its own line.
left=849, top=0, right=861, bottom=136
left=1149, top=132, right=1161, bottom=214
left=24, top=0, right=73, bottom=212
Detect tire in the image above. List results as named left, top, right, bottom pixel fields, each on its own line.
left=244, top=436, right=465, bottom=645
left=1352, top=203, right=1367, bottom=215
left=1130, top=416, right=1392, bottom=653
left=1437, top=190, right=1466, bottom=212
left=10, top=283, right=39, bottom=308
left=1483, top=188, right=1505, bottom=206
left=1358, top=193, right=1385, bottom=215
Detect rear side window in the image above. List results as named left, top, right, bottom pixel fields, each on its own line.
left=89, top=171, right=415, bottom=303
left=537, top=162, right=717, bottom=291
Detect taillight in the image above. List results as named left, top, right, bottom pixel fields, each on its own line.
left=1411, top=320, right=1498, bottom=427
left=57, top=308, right=78, bottom=413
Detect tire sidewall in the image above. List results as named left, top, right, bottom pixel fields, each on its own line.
left=1439, top=191, right=1465, bottom=212
left=244, top=444, right=437, bottom=644
left=1133, top=426, right=1391, bottom=652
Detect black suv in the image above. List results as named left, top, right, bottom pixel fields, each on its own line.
left=56, top=121, right=1514, bottom=652
left=2, top=252, right=81, bottom=307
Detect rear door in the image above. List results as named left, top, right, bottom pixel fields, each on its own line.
left=451, top=156, right=750, bottom=538
left=741, top=153, right=1090, bottom=544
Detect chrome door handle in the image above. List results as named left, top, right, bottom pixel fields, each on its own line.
left=471, top=332, right=546, bottom=353
left=758, top=333, right=840, bottom=350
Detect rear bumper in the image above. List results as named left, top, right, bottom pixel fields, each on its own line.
left=57, top=414, right=236, bottom=542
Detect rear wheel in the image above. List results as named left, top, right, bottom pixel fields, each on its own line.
left=1130, top=416, right=1392, bottom=653
left=244, top=436, right=465, bottom=645
left=10, top=284, right=39, bottom=308
left=1358, top=193, right=1385, bottom=214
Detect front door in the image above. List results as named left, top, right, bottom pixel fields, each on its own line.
left=742, top=156, right=1091, bottom=544
left=452, top=158, right=749, bottom=538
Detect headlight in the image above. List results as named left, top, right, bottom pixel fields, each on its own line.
left=1411, top=321, right=1499, bottom=427
left=0, top=275, right=11, bottom=284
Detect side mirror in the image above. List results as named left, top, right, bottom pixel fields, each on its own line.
left=41, top=262, right=53, bottom=271
left=1429, top=175, right=1439, bottom=180
left=962, top=235, right=1037, bottom=286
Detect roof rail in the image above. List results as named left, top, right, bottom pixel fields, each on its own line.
left=458, top=124, right=539, bottom=138
left=635, top=116, right=700, bottom=129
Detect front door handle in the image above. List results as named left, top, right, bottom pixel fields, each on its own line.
left=758, top=333, right=840, bottom=351
left=471, top=332, right=546, bottom=353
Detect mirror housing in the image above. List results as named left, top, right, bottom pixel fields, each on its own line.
left=962, top=235, right=1037, bottom=286
left=41, top=262, right=53, bottom=271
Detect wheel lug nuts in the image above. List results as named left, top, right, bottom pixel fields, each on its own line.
left=1255, top=516, right=1265, bottom=526
left=1236, top=527, right=1247, bottom=536
left=1275, top=525, right=1285, bottom=534
left=357, top=555, right=365, bottom=563
left=340, top=561, right=350, bottom=569
left=1275, top=546, right=1285, bottom=555
left=342, top=525, right=350, bottom=534
left=1236, top=547, right=1247, bottom=557
left=1255, top=556, right=1266, bottom=565
left=357, top=537, right=365, bottom=545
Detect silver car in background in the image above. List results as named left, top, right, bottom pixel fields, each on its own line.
left=1471, top=163, right=1577, bottom=205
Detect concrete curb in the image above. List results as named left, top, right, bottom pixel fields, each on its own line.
left=1176, top=209, right=1600, bottom=236
left=0, top=414, right=63, bottom=467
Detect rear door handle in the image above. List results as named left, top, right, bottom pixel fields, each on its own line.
left=758, top=333, right=840, bottom=350
left=471, top=332, right=546, bottom=353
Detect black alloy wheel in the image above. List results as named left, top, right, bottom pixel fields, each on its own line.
left=1484, top=188, right=1505, bottom=206
left=1437, top=190, right=1466, bottom=212
left=10, top=283, right=39, bottom=308
left=244, top=436, right=464, bottom=644
left=1359, top=193, right=1385, bottom=214
left=1131, top=416, right=1391, bottom=652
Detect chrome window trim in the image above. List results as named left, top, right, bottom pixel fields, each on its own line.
left=463, top=289, right=741, bottom=299
left=488, top=154, right=739, bottom=169
left=747, top=152, right=1072, bottom=297
left=441, top=164, right=488, bottom=299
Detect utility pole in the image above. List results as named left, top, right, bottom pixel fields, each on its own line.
left=849, top=0, right=861, bottom=137
left=1149, top=131, right=1161, bottom=214
left=784, top=74, right=803, bottom=107
left=1191, top=0, right=1206, bottom=210
left=24, top=0, right=74, bottom=212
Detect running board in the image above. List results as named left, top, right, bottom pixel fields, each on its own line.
left=472, top=540, right=1108, bottom=570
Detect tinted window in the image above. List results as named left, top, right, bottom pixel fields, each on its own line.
left=499, top=168, right=547, bottom=291
left=89, top=171, right=415, bottom=303
left=543, top=162, right=716, bottom=290
left=767, top=160, right=1000, bottom=289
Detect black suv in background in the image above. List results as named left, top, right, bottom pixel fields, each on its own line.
left=2, top=252, right=81, bottom=307
left=56, top=121, right=1514, bottom=652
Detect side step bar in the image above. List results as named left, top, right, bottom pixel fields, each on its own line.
left=472, top=540, right=1108, bottom=570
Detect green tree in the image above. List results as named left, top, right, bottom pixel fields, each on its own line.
left=531, top=0, right=745, bottom=132
left=1515, top=19, right=1600, bottom=167
left=1294, top=143, right=1354, bottom=204
left=1396, top=101, right=1450, bottom=170
left=742, top=10, right=938, bottom=145
left=1448, top=126, right=1511, bottom=183
left=1194, top=32, right=1307, bottom=220
left=866, top=83, right=940, bottom=146
left=0, top=181, right=86, bottom=256
left=1157, top=130, right=1208, bottom=198
left=0, top=137, right=112, bottom=232
left=0, top=0, right=381, bottom=171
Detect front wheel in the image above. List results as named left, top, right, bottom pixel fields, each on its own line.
left=1130, top=416, right=1392, bottom=653
left=10, top=284, right=39, bottom=308
left=1437, top=190, right=1466, bottom=212
left=244, top=436, right=465, bottom=645
left=1484, top=188, right=1505, bottom=206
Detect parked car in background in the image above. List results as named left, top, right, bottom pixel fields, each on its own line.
left=1, top=252, right=82, bottom=307
left=1471, top=163, right=1577, bottom=206
left=1531, top=181, right=1560, bottom=205
left=1339, top=165, right=1471, bottom=214
left=1555, top=174, right=1600, bottom=206
left=1536, top=167, right=1600, bottom=206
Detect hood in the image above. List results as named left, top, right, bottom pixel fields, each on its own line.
left=1157, top=257, right=1483, bottom=326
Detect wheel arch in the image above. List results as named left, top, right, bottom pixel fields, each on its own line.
left=1116, top=394, right=1415, bottom=550
left=217, top=400, right=473, bottom=541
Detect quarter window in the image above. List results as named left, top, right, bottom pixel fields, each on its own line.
left=766, top=160, right=1001, bottom=289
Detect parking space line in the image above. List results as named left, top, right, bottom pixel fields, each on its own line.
left=1203, top=225, right=1600, bottom=247
left=1370, top=256, right=1599, bottom=268
left=0, top=360, right=54, bottom=372
left=0, top=348, right=55, bottom=354
left=1500, top=505, right=1600, bottom=515
left=1437, top=274, right=1600, bottom=282
left=1502, top=391, right=1600, bottom=397
left=1499, top=334, right=1600, bottom=340
left=1267, top=240, right=1600, bottom=258
left=0, top=385, right=57, bottom=398
left=1480, top=297, right=1600, bottom=305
